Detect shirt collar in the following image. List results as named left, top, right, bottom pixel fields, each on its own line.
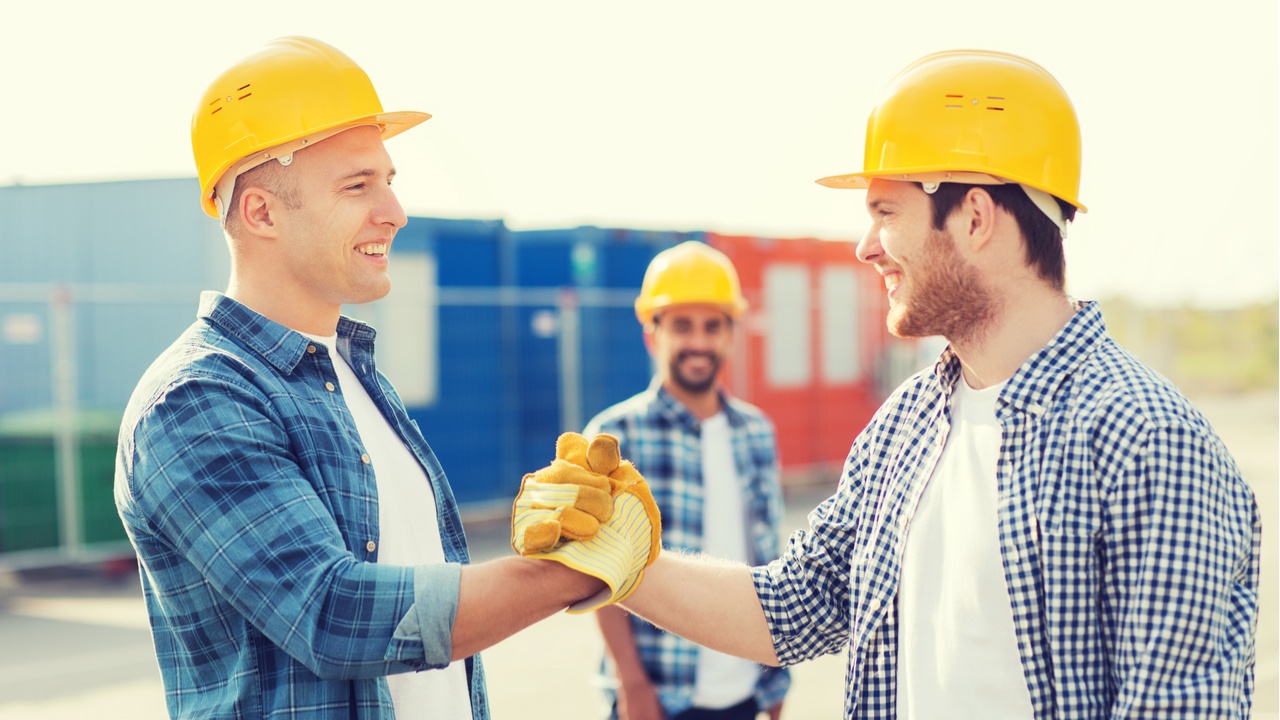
left=930, top=300, right=1108, bottom=414
left=647, top=376, right=744, bottom=430
left=198, top=292, right=377, bottom=373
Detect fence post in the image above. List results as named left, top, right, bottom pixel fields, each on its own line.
left=50, top=286, right=82, bottom=555
left=557, top=289, right=582, bottom=433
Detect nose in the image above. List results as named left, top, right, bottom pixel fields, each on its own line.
left=378, top=184, right=408, bottom=229
left=856, top=223, right=883, bottom=264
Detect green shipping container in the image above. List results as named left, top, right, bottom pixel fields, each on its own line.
left=0, top=410, right=126, bottom=555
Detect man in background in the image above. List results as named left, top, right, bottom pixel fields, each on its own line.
left=585, top=241, right=790, bottom=720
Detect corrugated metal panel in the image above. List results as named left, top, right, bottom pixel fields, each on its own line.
left=0, top=178, right=226, bottom=285
left=506, top=227, right=690, bottom=475
left=0, top=179, right=225, bottom=555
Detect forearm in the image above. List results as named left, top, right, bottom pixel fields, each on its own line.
left=620, top=552, right=779, bottom=666
left=451, top=557, right=604, bottom=660
left=597, top=605, right=648, bottom=684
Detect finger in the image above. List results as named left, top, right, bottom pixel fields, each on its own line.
left=557, top=506, right=601, bottom=541
left=536, top=459, right=612, bottom=493
left=608, top=460, right=645, bottom=494
left=555, top=432, right=589, bottom=468
left=586, top=433, right=621, bottom=475
left=520, top=519, right=562, bottom=555
left=573, top=484, right=614, bottom=523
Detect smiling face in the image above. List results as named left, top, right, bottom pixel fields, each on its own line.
left=649, top=304, right=734, bottom=397
left=266, top=125, right=408, bottom=318
left=856, top=178, right=995, bottom=343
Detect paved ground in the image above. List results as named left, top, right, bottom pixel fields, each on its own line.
left=0, top=391, right=1274, bottom=719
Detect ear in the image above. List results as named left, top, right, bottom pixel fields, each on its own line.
left=960, top=187, right=998, bottom=252
left=237, top=187, right=280, bottom=238
left=641, top=325, right=657, bottom=355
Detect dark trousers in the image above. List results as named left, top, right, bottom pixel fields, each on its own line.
left=672, top=697, right=759, bottom=720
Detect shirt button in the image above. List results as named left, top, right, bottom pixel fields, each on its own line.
left=869, top=598, right=881, bottom=613
left=899, top=514, right=910, bottom=528
left=325, top=382, right=335, bottom=392
left=306, top=345, right=317, bottom=354
left=361, top=453, right=371, bottom=464
left=366, top=541, right=377, bottom=553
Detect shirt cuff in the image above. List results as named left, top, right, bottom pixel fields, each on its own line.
left=391, top=562, right=461, bottom=668
left=750, top=563, right=800, bottom=666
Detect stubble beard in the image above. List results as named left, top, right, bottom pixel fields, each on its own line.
left=668, top=350, right=722, bottom=395
left=887, top=229, right=996, bottom=346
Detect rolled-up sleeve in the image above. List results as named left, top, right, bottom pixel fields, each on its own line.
left=389, top=562, right=461, bottom=668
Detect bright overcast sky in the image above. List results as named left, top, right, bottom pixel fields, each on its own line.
left=3, top=1, right=1276, bottom=308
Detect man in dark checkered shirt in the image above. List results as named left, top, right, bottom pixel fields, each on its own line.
left=611, top=50, right=1261, bottom=719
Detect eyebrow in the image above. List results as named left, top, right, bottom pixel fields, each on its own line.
left=338, top=167, right=397, bottom=182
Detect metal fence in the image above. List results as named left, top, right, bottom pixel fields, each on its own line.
left=0, top=283, right=659, bottom=567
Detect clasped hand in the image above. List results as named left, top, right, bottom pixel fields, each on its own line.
left=511, top=432, right=661, bottom=613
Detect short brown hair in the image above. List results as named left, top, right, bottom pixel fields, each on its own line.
left=924, top=183, right=1075, bottom=291
left=222, top=161, right=301, bottom=236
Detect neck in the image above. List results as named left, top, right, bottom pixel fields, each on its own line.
left=225, top=269, right=340, bottom=336
left=948, top=284, right=1076, bottom=390
left=663, top=380, right=722, bottom=420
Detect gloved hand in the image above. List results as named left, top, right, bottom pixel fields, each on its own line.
left=511, top=432, right=662, bottom=613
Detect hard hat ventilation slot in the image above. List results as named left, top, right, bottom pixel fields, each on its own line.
left=944, top=94, right=965, bottom=109
left=237, top=84, right=252, bottom=101
left=986, top=96, right=1005, bottom=111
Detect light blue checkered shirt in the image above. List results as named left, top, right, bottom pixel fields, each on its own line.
left=753, top=301, right=1260, bottom=719
left=587, top=378, right=792, bottom=716
left=115, top=292, right=488, bottom=719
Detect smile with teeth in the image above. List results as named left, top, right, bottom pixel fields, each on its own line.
left=884, top=273, right=901, bottom=290
left=357, top=243, right=388, bottom=256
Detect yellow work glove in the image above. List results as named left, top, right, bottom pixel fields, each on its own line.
left=511, top=432, right=662, bottom=613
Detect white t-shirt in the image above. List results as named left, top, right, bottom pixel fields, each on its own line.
left=896, top=379, right=1034, bottom=720
left=311, top=335, right=473, bottom=720
left=691, top=413, right=761, bottom=710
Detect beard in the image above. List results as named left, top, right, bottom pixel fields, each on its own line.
left=668, top=349, right=722, bottom=395
left=887, top=229, right=996, bottom=345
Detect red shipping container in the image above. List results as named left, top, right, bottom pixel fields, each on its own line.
left=708, top=234, right=888, bottom=483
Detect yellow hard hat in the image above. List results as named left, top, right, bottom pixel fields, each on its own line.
left=635, top=241, right=748, bottom=325
left=817, top=49, right=1086, bottom=212
left=192, top=36, right=431, bottom=218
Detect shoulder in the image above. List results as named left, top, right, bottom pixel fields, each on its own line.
left=1070, top=338, right=1214, bottom=438
left=723, top=395, right=776, bottom=435
left=585, top=391, right=661, bottom=435
left=122, top=320, right=278, bottom=436
left=1058, top=338, right=1245, bottom=488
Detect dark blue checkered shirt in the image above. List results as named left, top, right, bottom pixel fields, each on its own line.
left=115, top=292, right=488, bottom=719
left=752, top=301, right=1260, bottom=719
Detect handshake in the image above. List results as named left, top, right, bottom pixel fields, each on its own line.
left=510, top=432, right=662, bottom=613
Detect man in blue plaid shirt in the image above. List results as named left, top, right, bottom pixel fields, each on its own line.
left=115, top=37, right=609, bottom=719
left=586, top=242, right=791, bottom=720
left=608, top=50, right=1261, bottom=718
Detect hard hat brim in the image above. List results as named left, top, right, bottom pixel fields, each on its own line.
left=200, top=109, right=431, bottom=217
left=814, top=169, right=1087, bottom=213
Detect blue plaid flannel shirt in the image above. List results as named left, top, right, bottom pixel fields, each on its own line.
left=115, top=292, right=488, bottom=719
left=586, top=378, right=791, bottom=716
left=752, top=301, right=1260, bottom=719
